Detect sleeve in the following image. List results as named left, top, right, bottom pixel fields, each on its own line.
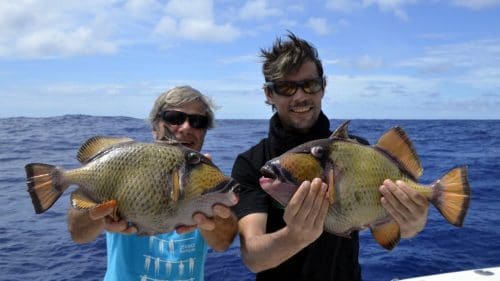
left=231, top=149, right=270, bottom=220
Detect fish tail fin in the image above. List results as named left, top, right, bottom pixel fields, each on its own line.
left=431, top=166, right=470, bottom=227
left=25, top=163, right=69, bottom=214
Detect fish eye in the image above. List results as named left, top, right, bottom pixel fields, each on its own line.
left=186, top=152, right=201, bottom=165
left=311, top=146, right=324, bottom=158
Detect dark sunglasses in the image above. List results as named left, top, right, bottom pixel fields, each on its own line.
left=264, top=77, right=325, bottom=97
left=159, top=110, right=209, bottom=129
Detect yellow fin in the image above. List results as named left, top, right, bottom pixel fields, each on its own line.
left=70, top=189, right=99, bottom=210
left=77, top=136, right=134, bottom=164
left=370, top=219, right=401, bottom=251
left=431, top=166, right=470, bottom=227
left=375, top=127, right=423, bottom=179
left=90, top=200, right=119, bottom=221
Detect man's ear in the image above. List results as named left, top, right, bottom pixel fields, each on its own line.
left=264, top=87, right=274, bottom=104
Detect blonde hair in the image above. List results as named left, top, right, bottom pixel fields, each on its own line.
left=149, top=86, right=215, bottom=132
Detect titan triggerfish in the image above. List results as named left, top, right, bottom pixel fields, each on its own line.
left=259, top=121, right=470, bottom=250
left=25, top=136, right=239, bottom=235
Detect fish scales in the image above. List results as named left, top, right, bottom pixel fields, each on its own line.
left=25, top=136, right=238, bottom=236
left=326, top=141, right=408, bottom=235
left=259, top=121, right=470, bottom=250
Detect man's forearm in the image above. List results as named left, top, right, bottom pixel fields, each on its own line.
left=240, top=226, right=309, bottom=273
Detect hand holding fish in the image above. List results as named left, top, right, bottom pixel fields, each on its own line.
left=380, top=179, right=429, bottom=238
left=259, top=121, right=471, bottom=250
left=175, top=204, right=234, bottom=233
left=282, top=178, right=330, bottom=247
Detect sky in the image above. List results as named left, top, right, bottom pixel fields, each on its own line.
left=1, top=0, right=499, bottom=120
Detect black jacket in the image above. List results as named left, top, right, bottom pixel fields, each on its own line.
left=232, top=112, right=364, bottom=281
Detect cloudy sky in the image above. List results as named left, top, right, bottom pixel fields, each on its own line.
left=1, top=0, right=499, bottom=119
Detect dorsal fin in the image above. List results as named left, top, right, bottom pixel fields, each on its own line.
left=376, top=126, right=423, bottom=179
left=77, top=136, right=134, bottom=164
left=329, top=120, right=351, bottom=140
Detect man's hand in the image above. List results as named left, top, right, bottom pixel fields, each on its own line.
left=175, top=204, right=238, bottom=252
left=175, top=204, right=233, bottom=234
left=282, top=178, right=329, bottom=247
left=68, top=203, right=136, bottom=243
left=379, top=179, right=429, bottom=238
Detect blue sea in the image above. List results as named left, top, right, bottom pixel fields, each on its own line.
left=1, top=116, right=499, bottom=281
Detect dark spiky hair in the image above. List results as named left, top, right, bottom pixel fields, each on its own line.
left=260, top=31, right=324, bottom=82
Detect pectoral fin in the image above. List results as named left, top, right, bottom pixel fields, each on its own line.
left=370, top=219, right=401, bottom=250
left=71, top=189, right=118, bottom=220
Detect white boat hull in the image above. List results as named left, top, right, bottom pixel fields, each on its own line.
left=396, top=267, right=500, bottom=281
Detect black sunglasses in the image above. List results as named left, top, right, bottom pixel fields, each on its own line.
left=264, top=77, right=325, bottom=97
left=159, top=110, right=209, bottom=129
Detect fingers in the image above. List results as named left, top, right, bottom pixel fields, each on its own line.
left=313, top=183, right=330, bottom=229
left=193, top=213, right=215, bottom=231
left=285, top=180, right=310, bottom=219
left=212, top=204, right=232, bottom=219
left=284, top=178, right=328, bottom=228
left=176, top=225, right=197, bottom=234
left=297, top=179, right=327, bottom=223
left=380, top=179, right=411, bottom=219
left=104, top=218, right=137, bottom=234
left=380, top=179, right=429, bottom=238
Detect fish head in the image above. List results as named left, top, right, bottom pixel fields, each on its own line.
left=178, top=148, right=239, bottom=206
left=260, top=138, right=332, bottom=206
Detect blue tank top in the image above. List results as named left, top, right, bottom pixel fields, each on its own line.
left=103, top=230, right=207, bottom=281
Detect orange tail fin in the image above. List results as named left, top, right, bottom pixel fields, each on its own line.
left=25, top=163, right=69, bottom=214
left=431, top=166, right=471, bottom=226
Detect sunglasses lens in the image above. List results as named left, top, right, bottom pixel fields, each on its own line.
left=161, top=111, right=209, bottom=129
left=303, top=78, right=323, bottom=93
left=270, top=78, right=323, bottom=96
left=274, top=82, right=297, bottom=96
left=189, top=115, right=209, bottom=129
left=162, top=111, right=186, bottom=125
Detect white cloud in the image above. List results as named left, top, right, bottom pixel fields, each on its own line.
left=450, top=0, right=500, bottom=10
left=356, top=55, right=384, bottom=69
left=306, top=18, right=332, bottom=35
left=398, top=39, right=500, bottom=75
left=326, top=0, right=360, bottom=12
left=238, top=0, right=282, bottom=20
left=362, top=0, right=417, bottom=20
left=0, top=0, right=242, bottom=58
left=0, top=1, right=121, bottom=58
left=153, top=0, right=240, bottom=42
left=326, top=0, right=417, bottom=20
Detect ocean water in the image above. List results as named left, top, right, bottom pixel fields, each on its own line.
left=1, top=116, right=499, bottom=281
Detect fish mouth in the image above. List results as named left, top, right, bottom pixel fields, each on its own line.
left=259, top=164, right=299, bottom=206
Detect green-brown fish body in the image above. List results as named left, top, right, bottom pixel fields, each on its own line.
left=259, top=121, right=470, bottom=250
left=25, top=136, right=238, bottom=235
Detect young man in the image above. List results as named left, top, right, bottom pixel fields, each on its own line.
left=231, top=33, right=429, bottom=281
left=67, top=86, right=238, bottom=281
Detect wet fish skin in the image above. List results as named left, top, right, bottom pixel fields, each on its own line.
left=25, top=136, right=238, bottom=235
left=259, top=121, right=470, bottom=250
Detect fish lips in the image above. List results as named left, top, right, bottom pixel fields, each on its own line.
left=260, top=164, right=299, bottom=206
